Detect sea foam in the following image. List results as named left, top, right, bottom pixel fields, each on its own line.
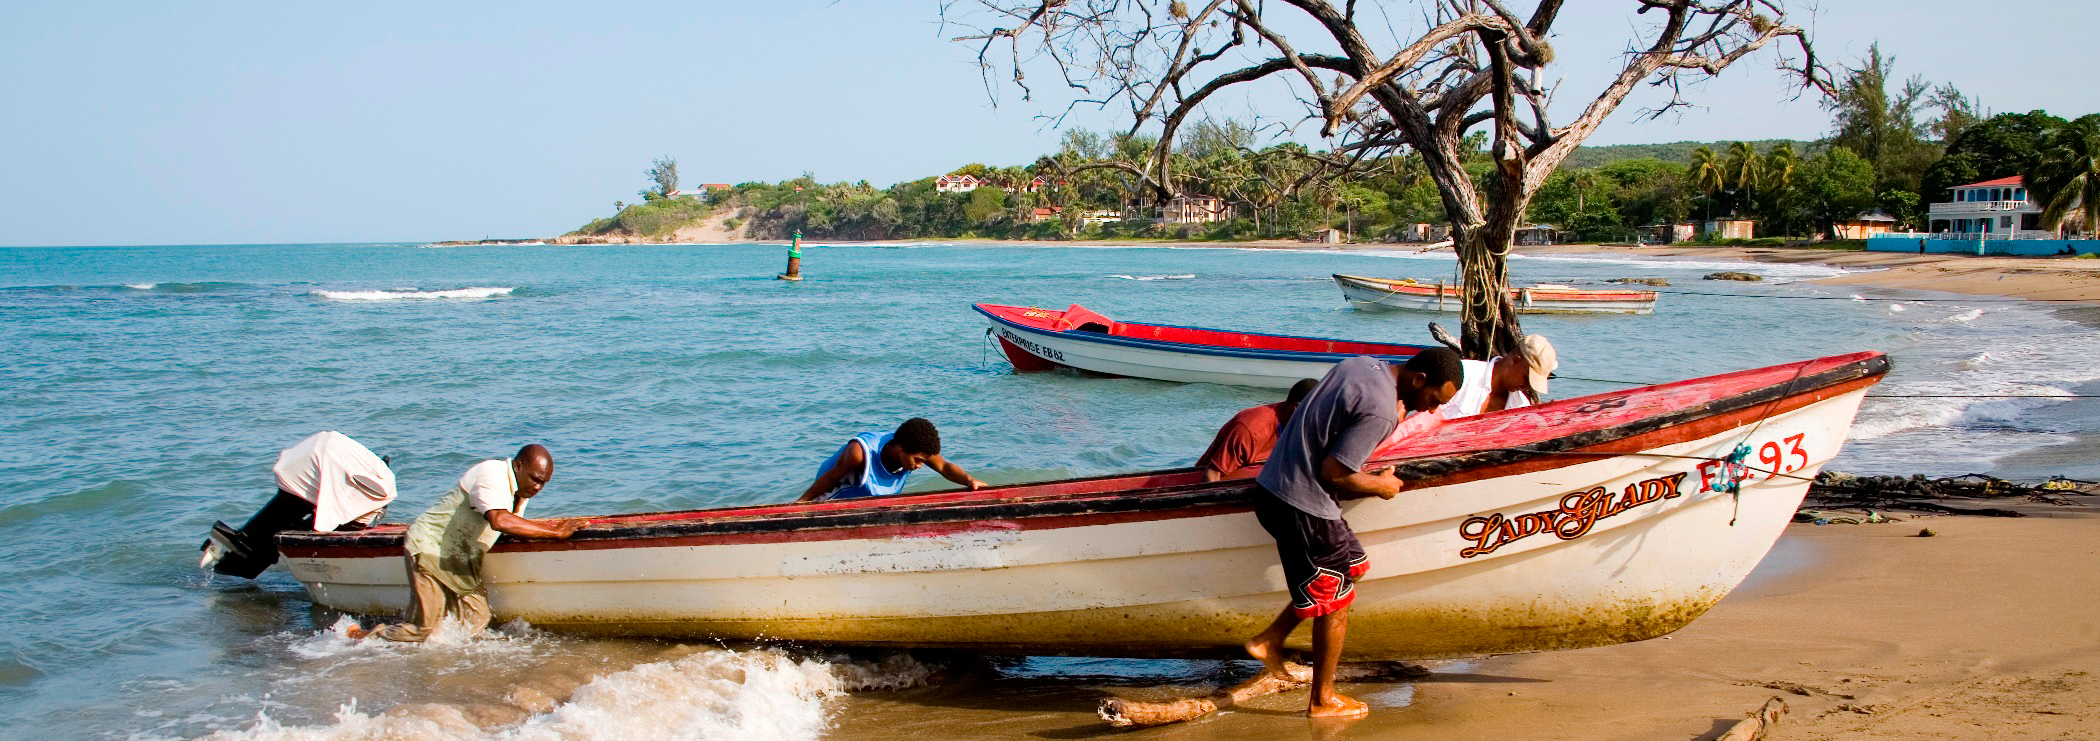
left=1839, top=300, right=2100, bottom=473
left=197, top=645, right=933, bottom=741
left=313, top=287, right=516, bottom=301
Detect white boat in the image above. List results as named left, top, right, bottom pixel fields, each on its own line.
left=279, top=352, right=1887, bottom=660
left=976, top=302, right=1429, bottom=389
left=1334, top=273, right=1659, bottom=314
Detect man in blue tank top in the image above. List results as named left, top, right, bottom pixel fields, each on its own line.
left=797, top=418, right=987, bottom=502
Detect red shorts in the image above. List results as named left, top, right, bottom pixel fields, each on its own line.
left=1253, top=487, right=1369, bottom=618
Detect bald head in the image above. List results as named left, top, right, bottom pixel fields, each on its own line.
left=512, top=444, right=554, bottom=499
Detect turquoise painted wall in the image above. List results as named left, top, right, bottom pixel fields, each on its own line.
left=1867, top=236, right=2100, bottom=257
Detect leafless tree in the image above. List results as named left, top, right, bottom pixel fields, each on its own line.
left=944, top=0, right=1830, bottom=357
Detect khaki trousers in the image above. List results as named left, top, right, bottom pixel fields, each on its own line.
left=370, top=555, right=489, bottom=642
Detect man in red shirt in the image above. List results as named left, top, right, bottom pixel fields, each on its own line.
left=1196, top=379, right=1319, bottom=481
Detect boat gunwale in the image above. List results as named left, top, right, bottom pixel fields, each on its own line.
left=279, top=352, right=1888, bottom=555
left=975, top=303, right=1426, bottom=362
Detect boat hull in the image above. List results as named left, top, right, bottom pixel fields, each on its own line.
left=282, top=361, right=1876, bottom=660
left=977, top=304, right=1421, bottom=389
left=1335, top=274, right=1658, bottom=315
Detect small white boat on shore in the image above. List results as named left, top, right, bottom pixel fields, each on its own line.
left=1334, top=273, right=1659, bottom=314
left=280, top=352, right=1886, bottom=661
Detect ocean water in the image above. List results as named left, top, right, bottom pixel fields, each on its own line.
left=2, top=242, right=2095, bottom=741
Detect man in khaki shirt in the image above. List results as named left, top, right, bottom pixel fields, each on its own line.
left=352, top=444, right=583, bottom=641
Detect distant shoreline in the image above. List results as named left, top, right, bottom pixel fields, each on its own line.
left=429, top=236, right=2100, bottom=303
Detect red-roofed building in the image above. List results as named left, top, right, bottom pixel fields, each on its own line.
left=671, top=184, right=736, bottom=200
left=1928, top=176, right=2048, bottom=239
left=935, top=174, right=983, bottom=193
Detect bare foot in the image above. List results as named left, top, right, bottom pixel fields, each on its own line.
left=1307, top=692, right=1370, bottom=718
left=1244, top=635, right=1288, bottom=675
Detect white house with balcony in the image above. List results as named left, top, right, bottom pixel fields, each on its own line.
left=1870, top=174, right=2097, bottom=256
left=1927, top=176, right=2051, bottom=239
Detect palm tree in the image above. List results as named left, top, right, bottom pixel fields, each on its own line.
left=1690, top=147, right=1725, bottom=221
left=1570, top=169, right=1601, bottom=213
left=2026, top=114, right=2100, bottom=238
left=1724, top=141, right=1762, bottom=217
left=1761, top=143, right=1801, bottom=233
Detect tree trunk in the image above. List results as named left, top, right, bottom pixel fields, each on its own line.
left=1452, top=222, right=1524, bottom=360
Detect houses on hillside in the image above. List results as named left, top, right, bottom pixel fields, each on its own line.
left=936, top=174, right=1054, bottom=194
left=934, top=174, right=983, bottom=193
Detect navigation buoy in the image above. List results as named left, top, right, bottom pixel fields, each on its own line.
left=777, top=231, right=804, bottom=281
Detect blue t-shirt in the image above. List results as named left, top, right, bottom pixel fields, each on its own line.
left=1256, top=356, right=1400, bottom=519
left=812, top=432, right=912, bottom=500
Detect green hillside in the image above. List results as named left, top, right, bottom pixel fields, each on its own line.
left=1564, top=139, right=1814, bottom=169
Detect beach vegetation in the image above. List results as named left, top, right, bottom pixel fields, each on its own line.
left=645, top=156, right=679, bottom=200
left=1921, top=110, right=2066, bottom=210
left=564, top=36, right=2092, bottom=262
left=2025, top=115, right=2100, bottom=237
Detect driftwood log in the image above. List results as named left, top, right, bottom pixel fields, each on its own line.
left=1714, top=696, right=1788, bottom=741
left=1098, top=662, right=1425, bottom=728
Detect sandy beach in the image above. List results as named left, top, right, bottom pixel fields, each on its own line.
left=825, top=498, right=2100, bottom=740
left=1505, top=243, right=2100, bottom=302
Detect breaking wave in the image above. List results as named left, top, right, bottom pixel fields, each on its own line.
left=199, top=624, right=934, bottom=741
left=1105, top=274, right=1196, bottom=281
left=1840, top=301, right=2100, bottom=473
left=313, top=287, right=516, bottom=301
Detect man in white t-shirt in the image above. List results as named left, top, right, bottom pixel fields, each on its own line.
left=355, top=444, right=584, bottom=642
left=1441, top=335, right=1559, bottom=420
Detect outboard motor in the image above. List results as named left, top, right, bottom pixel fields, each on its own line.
left=202, top=489, right=337, bottom=578
left=201, top=431, right=396, bottom=578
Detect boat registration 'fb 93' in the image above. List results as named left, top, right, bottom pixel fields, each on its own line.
left=279, top=351, right=1888, bottom=661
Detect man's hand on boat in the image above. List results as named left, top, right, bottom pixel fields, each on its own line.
left=1321, top=459, right=1405, bottom=500
left=486, top=510, right=585, bottom=539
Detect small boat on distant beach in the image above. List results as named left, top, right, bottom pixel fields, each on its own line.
left=975, top=302, right=1427, bottom=389
left=279, top=351, right=1887, bottom=661
left=1333, top=273, right=1659, bottom=314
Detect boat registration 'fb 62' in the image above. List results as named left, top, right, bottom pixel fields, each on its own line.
left=279, top=351, right=1887, bottom=661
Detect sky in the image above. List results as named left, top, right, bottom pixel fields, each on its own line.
left=2, top=1, right=2095, bottom=246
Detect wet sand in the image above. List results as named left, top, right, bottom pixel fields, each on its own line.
left=823, top=500, right=2100, bottom=740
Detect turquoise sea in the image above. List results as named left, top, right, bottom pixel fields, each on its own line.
left=2, top=242, right=2095, bottom=740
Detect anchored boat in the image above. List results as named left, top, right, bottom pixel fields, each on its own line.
left=976, top=302, right=1428, bottom=389
left=280, top=351, right=1887, bottom=661
left=1334, top=273, right=1659, bottom=314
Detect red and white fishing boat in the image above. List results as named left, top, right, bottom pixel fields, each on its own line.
left=280, top=351, right=1887, bottom=661
left=1334, top=273, right=1659, bottom=314
left=976, top=302, right=1427, bottom=389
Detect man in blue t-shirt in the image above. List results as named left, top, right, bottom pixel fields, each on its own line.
left=796, top=418, right=986, bottom=502
left=1243, top=347, right=1464, bottom=718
